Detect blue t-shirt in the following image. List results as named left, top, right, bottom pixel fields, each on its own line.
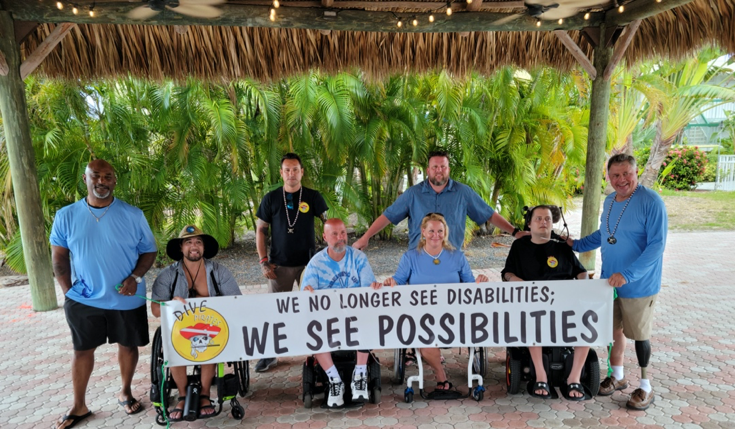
left=393, top=248, right=476, bottom=285
left=573, top=185, right=667, bottom=298
left=301, top=247, right=376, bottom=290
left=383, top=179, right=495, bottom=250
left=50, top=198, right=158, bottom=310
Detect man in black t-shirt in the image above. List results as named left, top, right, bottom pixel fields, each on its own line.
left=502, top=205, right=590, bottom=401
left=254, top=153, right=328, bottom=372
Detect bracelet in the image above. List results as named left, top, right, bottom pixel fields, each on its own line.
left=512, top=227, right=520, bottom=237
left=259, top=257, right=268, bottom=264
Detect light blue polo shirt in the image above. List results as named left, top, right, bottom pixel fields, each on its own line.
left=50, top=198, right=158, bottom=310
left=383, top=179, right=495, bottom=249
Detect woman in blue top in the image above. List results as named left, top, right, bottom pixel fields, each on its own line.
left=383, top=213, right=488, bottom=391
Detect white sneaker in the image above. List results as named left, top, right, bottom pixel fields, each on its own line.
left=327, top=377, right=345, bottom=407
left=351, top=371, right=369, bottom=402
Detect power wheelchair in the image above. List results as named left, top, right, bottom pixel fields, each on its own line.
left=302, top=350, right=382, bottom=408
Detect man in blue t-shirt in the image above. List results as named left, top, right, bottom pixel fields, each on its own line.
left=353, top=150, right=527, bottom=251
left=50, top=159, right=157, bottom=429
left=302, top=218, right=380, bottom=407
left=568, top=154, right=668, bottom=411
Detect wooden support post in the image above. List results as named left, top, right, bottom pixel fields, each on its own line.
left=0, top=12, right=57, bottom=311
left=579, top=24, right=613, bottom=272
left=554, top=30, right=596, bottom=79
left=467, top=0, right=483, bottom=12
left=603, top=19, right=641, bottom=81
left=20, top=22, right=75, bottom=80
left=0, top=50, right=8, bottom=76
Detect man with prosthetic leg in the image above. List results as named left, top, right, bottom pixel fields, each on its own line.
left=568, top=154, right=667, bottom=410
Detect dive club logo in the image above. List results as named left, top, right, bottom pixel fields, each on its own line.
left=171, top=301, right=229, bottom=362
left=547, top=256, right=559, bottom=268
left=299, top=202, right=310, bottom=213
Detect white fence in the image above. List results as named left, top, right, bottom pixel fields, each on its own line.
left=716, top=155, right=735, bottom=191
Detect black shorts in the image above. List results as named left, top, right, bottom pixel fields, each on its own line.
left=64, top=298, right=150, bottom=351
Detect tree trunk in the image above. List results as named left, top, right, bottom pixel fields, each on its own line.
left=0, top=12, right=57, bottom=311
left=639, top=120, right=673, bottom=188
left=579, top=26, right=614, bottom=272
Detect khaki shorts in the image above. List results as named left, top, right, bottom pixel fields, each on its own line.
left=268, top=265, right=306, bottom=293
left=613, top=294, right=658, bottom=341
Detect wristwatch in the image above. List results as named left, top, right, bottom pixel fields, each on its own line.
left=132, top=275, right=143, bottom=284
left=512, top=227, right=521, bottom=237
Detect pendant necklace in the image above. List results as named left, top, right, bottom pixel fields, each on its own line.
left=283, top=186, right=303, bottom=234
left=183, top=260, right=204, bottom=298
left=86, top=198, right=114, bottom=222
left=424, top=247, right=444, bottom=265
left=606, top=185, right=639, bottom=245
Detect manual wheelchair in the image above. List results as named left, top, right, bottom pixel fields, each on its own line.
left=393, top=347, right=488, bottom=402
left=302, top=350, right=382, bottom=408
left=149, top=327, right=249, bottom=424
left=505, top=346, right=600, bottom=397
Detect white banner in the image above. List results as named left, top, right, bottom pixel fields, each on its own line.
left=160, top=280, right=613, bottom=367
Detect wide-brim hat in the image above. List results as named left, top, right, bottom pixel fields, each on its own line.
left=166, top=225, right=219, bottom=261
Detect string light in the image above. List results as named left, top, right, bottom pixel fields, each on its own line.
left=397, top=19, right=403, bottom=27
left=72, top=6, right=79, bottom=15
left=656, top=0, right=662, bottom=2
left=412, top=17, right=418, bottom=26
left=429, top=14, right=435, bottom=22
left=467, top=0, right=472, bottom=3
left=536, top=20, right=541, bottom=27
left=584, top=12, right=590, bottom=20
left=558, top=18, right=563, bottom=24
left=446, top=2, right=452, bottom=16
left=270, top=7, right=276, bottom=21
left=618, top=5, right=624, bottom=12
left=273, top=0, right=280, bottom=8
left=89, top=10, right=95, bottom=17
left=56, top=2, right=63, bottom=10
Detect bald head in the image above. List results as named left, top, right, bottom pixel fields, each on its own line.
left=83, top=159, right=117, bottom=202
left=323, top=218, right=348, bottom=255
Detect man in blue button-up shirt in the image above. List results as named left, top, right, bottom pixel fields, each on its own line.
left=353, top=150, right=525, bottom=250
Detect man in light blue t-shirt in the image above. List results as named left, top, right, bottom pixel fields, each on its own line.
left=568, top=154, right=668, bottom=411
left=50, top=159, right=157, bottom=429
left=353, top=150, right=527, bottom=250
left=301, top=219, right=380, bottom=407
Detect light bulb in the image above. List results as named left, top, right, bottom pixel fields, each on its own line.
left=618, top=5, right=624, bottom=12
left=656, top=0, right=662, bottom=2
left=467, top=0, right=473, bottom=3
left=397, top=20, right=403, bottom=27
left=446, top=7, right=452, bottom=16
left=584, top=12, right=590, bottom=20
left=412, top=18, right=418, bottom=26
left=429, top=14, right=435, bottom=22
left=274, top=0, right=280, bottom=8
left=536, top=20, right=541, bottom=27
left=89, top=10, right=95, bottom=17
left=558, top=18, right=563, bottom=24
left=72, top=6, right=78, bottom=15
left=56, top=2, right=63, bottom=10
left=270, top=14, right=275, bottom=21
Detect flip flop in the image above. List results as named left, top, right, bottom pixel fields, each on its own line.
left=527, top=381, right=553, bottom=399
left=57, top=411, right=92, bottom=429
left=117, top=397, right=144, bottom=415
left=168, top=397, right=186, bottom=422
left=198, top=395, right=216, bottom=419
left=561, top=382, right=591, bottom=401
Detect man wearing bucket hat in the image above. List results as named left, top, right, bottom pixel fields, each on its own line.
left=151, top=225, right=241, bottom=421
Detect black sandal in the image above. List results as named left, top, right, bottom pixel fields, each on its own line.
left=169, top=397, right=186, bottom=422
left=436, top=380, right=453, bottom=391
left=561, top=382, right=589, bottom=401
left=198, top=395, right=216, bottom=418
left=528, top=381, right=552, bottom=399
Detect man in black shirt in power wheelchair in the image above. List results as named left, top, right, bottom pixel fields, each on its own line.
left=502, top=205, right=590, bottom=400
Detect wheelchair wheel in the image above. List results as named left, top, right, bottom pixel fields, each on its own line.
left=150, top=327, right=172, bottom=414
left=230, top=361, right=250, bottom=397
left=368, top=356, right=382, bottom=404
left=582, top=349, right=600, bottom=397
left=472, top=347, right=487, bottom=378
left=393, top=349, right=407, bottom=385
left=506, top=349, right=522, bottom=394
left=231, top=399, right=244, bottom=420
left=303, top=358, right=316, bottom=408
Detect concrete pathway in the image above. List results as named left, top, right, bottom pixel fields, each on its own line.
left=1, top=231, right=734, bottom=428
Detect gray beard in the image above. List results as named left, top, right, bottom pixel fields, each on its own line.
left=93, top=189, right=111, bottom=199
left=429, top=177, right=448, bottom=187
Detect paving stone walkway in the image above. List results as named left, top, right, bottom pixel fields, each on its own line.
left=1, top=231, right=733, bottom=429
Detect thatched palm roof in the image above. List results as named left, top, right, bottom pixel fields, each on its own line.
left=13, top=0, right=735, bottom=81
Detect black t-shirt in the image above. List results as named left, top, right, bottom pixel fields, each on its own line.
left=501, top=237, right=587, bottom=281
left=256, top=186, right=328, bottom=267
